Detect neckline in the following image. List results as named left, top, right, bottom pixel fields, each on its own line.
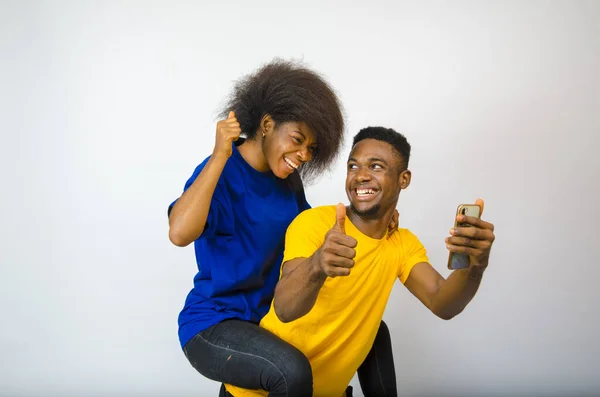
left=231, top=143, right=275, bottom=179
left=343, top=211, right=387, bottom=245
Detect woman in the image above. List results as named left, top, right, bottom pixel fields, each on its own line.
left=168, top=59, right=397, bottom=396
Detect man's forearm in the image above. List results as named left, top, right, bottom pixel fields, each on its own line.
left=273, top=254, right=327, bottom=323
left=432, top=266, right=485, bottom=320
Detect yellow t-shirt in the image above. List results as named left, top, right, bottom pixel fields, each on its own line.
left=225, top=205, right=429, bottom=397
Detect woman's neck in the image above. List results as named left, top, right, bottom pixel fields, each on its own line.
left=236, top=138, right=270, bottom=172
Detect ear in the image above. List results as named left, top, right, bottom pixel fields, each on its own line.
left=399, top=169, right=411, bottom=190
left=260, top=114, right=274, bottom=137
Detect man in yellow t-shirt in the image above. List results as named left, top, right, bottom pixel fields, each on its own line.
left=226, top=127, right=496, bottom=397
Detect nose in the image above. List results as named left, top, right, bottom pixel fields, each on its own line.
left=297, top=146, right=312, bottom=163
left=355, top=167, right=372, bottom=182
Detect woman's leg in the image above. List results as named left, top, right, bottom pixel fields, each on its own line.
left=357, top=320, right=397, bottom=397
left=183, top=319, right=312, bottom=397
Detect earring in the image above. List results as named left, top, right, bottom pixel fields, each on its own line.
left=262, top=131, right=266, bottom=138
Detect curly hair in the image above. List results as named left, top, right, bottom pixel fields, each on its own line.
left=352, top=126, right=411, bottom=170
left=219, top=59, right=345, bottom=182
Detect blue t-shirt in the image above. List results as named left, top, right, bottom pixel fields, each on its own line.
left=170, top=144, right=310, bottom=349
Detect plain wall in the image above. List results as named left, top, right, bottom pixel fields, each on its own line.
left=1, top=0, right=599, bottom=396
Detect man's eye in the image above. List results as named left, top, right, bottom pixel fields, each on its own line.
left=372, top=164, right=383, bottom=169
left=348, top=164, right=357, bottom=170
left=293, top=137, right=302, bottom=144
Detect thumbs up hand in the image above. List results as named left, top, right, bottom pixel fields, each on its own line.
left=313, top=204, right=358, bottom=278
left=335, top=202, right=347, bottom=234
left=214, top=110, right=242, bottom=159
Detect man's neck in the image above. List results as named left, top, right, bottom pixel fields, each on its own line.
left=347, top=207, right=396, bottom=240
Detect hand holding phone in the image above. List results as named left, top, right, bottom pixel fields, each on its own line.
left=446, top=199, right=496, bottom=270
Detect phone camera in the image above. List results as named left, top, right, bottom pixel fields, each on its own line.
left=461, top=208, right=467, bottom=215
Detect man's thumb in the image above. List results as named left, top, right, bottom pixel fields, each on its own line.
left=335, top=203, right=346, bottom=233
left=475, top=198, right=485, bottom=216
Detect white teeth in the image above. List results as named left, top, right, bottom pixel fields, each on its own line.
left=284, top=157, right=299, bottom=169
left=356, top=188, right=376, bottom=196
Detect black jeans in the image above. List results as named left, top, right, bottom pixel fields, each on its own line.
left=183, top=319, right=397, bottom=397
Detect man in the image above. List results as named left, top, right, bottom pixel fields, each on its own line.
left=225, top=126, right=496, bottom=397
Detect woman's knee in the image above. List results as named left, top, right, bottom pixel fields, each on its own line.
left=268, top=347, right=312, bottom=395
left=284, top=350, right=312, bottom=388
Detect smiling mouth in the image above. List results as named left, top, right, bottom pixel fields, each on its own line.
left=354, top=188, right=378, bottom=198
left=284, top=156, right=299, bottom=170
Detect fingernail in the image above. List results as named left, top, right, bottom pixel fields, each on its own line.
left=449, top=228, right=455, bottom=235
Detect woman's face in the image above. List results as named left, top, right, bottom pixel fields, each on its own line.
left=262, top=119, right=317, bottom=179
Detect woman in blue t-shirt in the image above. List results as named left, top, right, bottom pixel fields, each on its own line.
left=168, top=59, right=398, bottom=396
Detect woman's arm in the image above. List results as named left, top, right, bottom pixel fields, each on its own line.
left=168, top=112, right=241, bottom=246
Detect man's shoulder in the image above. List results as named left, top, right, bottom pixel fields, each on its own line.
left=289, top=205, right=336, bottom=230
left=300, top=205, right=336, bottom=216
left=386, top=228, right=427, bottom=259
left=283, top=206, right=335, bottom=253
left=389, top=227, right=422, bottom=244
left=298, top=205, right=336, bottom=219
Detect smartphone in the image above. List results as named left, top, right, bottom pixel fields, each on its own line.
left=447, top=204, right=481, bottom=270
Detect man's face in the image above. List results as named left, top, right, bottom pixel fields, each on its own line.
left=345, top=139, right=410, bottom=218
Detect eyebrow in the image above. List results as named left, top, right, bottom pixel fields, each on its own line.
left=295, top=130, right=318, bottom=147
left=348, top=156, right=389, bottom=165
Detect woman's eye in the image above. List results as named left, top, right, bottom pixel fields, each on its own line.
left=293, top=137, right=302, bottom=144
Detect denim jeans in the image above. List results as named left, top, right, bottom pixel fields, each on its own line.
left=183, top=319, right=397, bottom=397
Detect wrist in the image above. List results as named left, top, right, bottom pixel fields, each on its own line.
left=308, top=251, right=327, bottom=283
left=467, top=265, right=485, bottom=281
left=209, top=152, right=230, bottom=168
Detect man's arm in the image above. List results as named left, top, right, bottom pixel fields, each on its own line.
left=273, top=204, right=357, bottom=323
left=273, top=256, right=327, bottom=323
left=405, top=199, right=495, bottom=320
left=404, top=262, right=486, bottom=320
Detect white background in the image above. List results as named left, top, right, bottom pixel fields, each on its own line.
left=1, top=1, right=599, bottom=396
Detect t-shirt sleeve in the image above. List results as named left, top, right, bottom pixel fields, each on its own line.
left=288, top=171, right=311, bottom=211
left=282, top=209, right=329, bottom=265
left=167, top=159, right=231, bottom=238
left=397, top=230, right=430, bottom=284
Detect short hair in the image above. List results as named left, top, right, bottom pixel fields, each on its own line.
left=220, top=58, right=345, bottom=182
left=352, top=126, right=411, bottom=169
